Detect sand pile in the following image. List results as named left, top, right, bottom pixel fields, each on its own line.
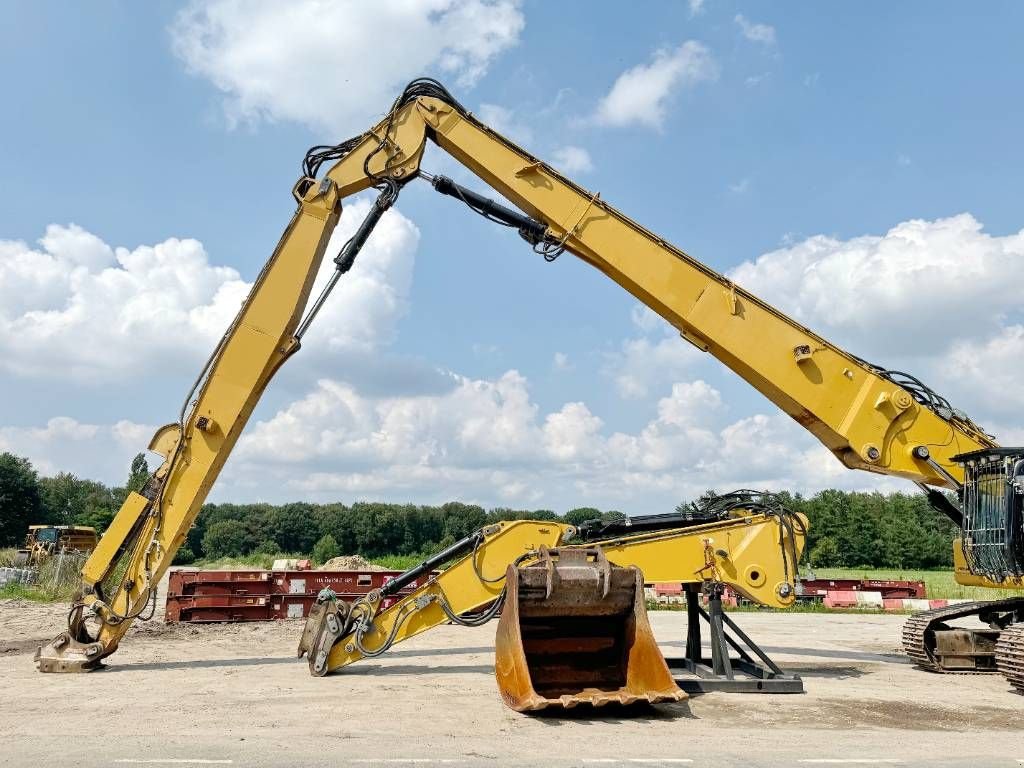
left=319, top=554, right=387, bottom=571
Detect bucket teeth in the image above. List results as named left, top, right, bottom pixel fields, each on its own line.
left=495, top=546, right=685, bottom=712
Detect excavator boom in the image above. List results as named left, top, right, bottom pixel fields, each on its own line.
left=298, top=509, right=805, bottom=709
left=38, top=78, right=1021, bottom=689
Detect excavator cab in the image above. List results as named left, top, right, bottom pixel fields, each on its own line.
left=495, top=547, right=684, bottom=712
left=956, top=448, right=1024, bottom=582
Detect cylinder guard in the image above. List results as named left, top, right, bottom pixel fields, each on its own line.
left=494, top=546, right=685, bottom=712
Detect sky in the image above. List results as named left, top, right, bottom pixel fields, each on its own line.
left=0, top=1, right=1022, bottom=514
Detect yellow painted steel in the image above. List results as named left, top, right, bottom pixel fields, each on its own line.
left=65, top=173, right=350, bottom=653
left=326, top=520, right=570, bottom=671
left=46, top=84, right=1006, bottom=670
left=326, top=513, right=803, bottom=673
left=598, top=513, right=806, bottom=607
left=80, top=492, right=148, bottom=585
left=414, top=97, right=995, bottom=488
left=953, top=539, right=1024, bottom=589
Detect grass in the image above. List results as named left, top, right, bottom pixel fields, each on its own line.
left=188, top=552, right=306, bottom=570
left=0, top=582, right=71, bottom=602
left=813, top=567, right=1024, bottom=601
left=0, top=548, right=88, bottom=603
left=369, top=553, right=425, bottom=571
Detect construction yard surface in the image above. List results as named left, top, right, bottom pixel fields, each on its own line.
left=1, top=598, right=1020, bottom=768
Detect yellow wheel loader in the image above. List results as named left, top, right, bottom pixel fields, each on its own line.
left=14, top=525, right=97, bottom=567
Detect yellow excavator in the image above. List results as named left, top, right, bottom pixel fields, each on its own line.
left=36, top=79, right=1024, bottom=704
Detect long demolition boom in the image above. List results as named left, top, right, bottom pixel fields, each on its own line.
left=37, top=78, right=1015, bottom=673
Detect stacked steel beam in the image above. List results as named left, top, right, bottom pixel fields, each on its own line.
left=165, top=568, right=430, bottom=623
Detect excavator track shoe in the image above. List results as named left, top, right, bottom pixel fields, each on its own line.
left=494, top=546, right=685, bottom=712
left=901, top=597, right=1024, bottom=673
left=995, top=623, right=1024, bottom=693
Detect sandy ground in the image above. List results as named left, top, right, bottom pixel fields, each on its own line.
left=2, top=599, right=1022, bottom=768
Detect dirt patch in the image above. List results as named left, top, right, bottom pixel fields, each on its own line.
left=690, top=693, right=1021, bottom=731
left=2, top=608, right=1020, bottom=766
left=0, top=598, right=68, bottom=650
left=320, top=555, right=386, bottom=571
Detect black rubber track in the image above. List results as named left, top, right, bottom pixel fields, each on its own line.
left=901, top=597, right=1024, bottom=673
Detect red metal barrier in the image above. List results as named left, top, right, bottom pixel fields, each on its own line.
left=165, top=568, right=431, bottom=623
left=823, top=590, right=860, bottom=608
left=797, top=578, right=926, bottom=601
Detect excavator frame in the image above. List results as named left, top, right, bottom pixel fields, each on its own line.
left=37, top=78, right=1024, bottom=692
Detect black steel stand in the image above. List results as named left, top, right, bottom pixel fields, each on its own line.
left=664, top=584, right=804, bottom=694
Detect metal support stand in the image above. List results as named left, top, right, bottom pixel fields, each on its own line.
left=664, top=584, right=804, bottom=694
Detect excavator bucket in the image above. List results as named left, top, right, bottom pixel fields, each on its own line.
left=494, top=546, right=685, bottom=712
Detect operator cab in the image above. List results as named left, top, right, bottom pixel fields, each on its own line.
left=955, top=448, right=1024, bottom=582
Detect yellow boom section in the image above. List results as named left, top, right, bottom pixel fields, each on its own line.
left=313, top=512, right=804, bottom=675
left=409, top=97, right=995, bottom=487
left=37, top=130, right=429, bottom=671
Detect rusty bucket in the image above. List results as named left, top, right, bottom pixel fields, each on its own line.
left=494, top=546, right=685, bottom=712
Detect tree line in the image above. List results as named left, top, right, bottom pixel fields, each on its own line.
left=0, top=451, right=957, bottom=569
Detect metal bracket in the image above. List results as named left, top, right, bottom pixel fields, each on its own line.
left=551, top=189, right=601, bottom=251
left=664, top=586, right=804, bottom=694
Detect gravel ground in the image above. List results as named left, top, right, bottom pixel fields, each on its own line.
left=1, top=600, right=1021, bottom=768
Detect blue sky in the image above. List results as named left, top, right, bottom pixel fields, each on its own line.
left=1, top=1, right=1022, bottom=512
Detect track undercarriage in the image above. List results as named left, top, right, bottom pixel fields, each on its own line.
left=902, top=597, right=1024, bottom=691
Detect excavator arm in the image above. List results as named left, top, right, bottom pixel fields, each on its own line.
left=38, top=77, right=1020, bottom=675
left=35, top=109, right=431, bottom=672
left=299, top=510, right=804, bottom=676
left=296, top=507, right=804, bottom=709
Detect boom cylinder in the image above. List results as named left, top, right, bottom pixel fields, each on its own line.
left=379, top=530, right=483, bottom=597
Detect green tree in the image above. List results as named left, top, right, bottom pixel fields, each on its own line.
left=254, top=539, right=279, bottom=555
left=440, top=501, right=486, bottom=540
left=312, top=533, right=341, bottom=564
left=38, top=473, right=119, bottom=530
left=564, top=507, right=602, bottom=526
left=809, top=536, right=841, bottom=567
left=202, top=519, right=250, bottom=558
left=127, top=453, right=150, bottom=494
left=0, top=453, right=43, bottom=546
left=267, top=502, right=319, bottom=553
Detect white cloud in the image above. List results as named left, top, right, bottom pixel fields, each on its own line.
left=688, top=0, right=706, bottom=16
left=552, top=351, right=573, bottom=371
left=170, top=0, right=524, bottom=133
left=543, top=402, right=603, bottom=462
left=476, top=103, right=533, bottom=146
left=948, top=325, right=1024, bottom=415
left=595, top=42, right=718, bottom=129
left=0, top=201, right=419, bottom=381
left=729, top=213, right=1024, bottom=441
left=223, top=371, right=894, bottom=509
left=630, top=303, right=665, bottom=334
left=6, top=370, right=899, bottom=510
left=550, top=145, right=594, bottom=174
left=729, top=178, right=750, bottom=193
left=605, top=303, right=703, bottom=400
left=0, top=417, right=151, bottom=479
left=608, top=335, right=704, bottom=400
left=735, top=14, right=776, bottom=45
left=729, top=213, right=1024, bottom=358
